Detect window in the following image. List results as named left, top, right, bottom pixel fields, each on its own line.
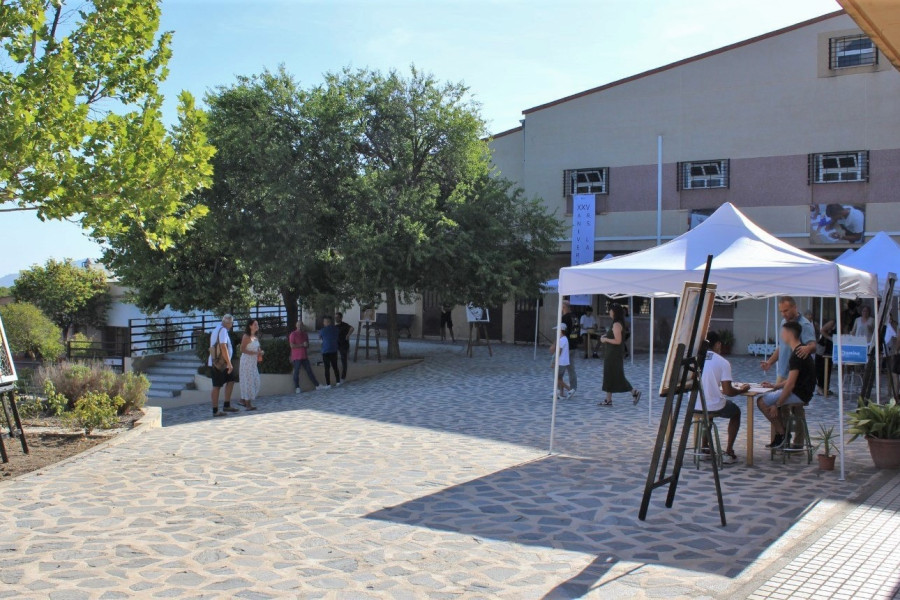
left=829, top=34, right=877, bottom=69
left=677, top=159, right=729, bottom=190
left=563, top=167, right=608, bottom=196
left=809, top=151, right=869, bottom=184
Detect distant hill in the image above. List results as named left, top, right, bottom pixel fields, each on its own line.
left=0, top=273, right=17, bottom=288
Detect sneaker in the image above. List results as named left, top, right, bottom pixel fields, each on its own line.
left=592, top=353, right=600, bottom=359
left=319, top=385, right=331, bottom=390
left=213, top=411, right=227, bottom=418
left=295, top=387, right=301, bottom=394
left=723, top=451, right=738, bottom=465
left=222, top=406, right=239, bottom=413
left=334, top=382, right=342, bottom=387
left=566, top=389, right=576, bottom=400
left=766, top=434, right=785, bottom=449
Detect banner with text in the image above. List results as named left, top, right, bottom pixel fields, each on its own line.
left=569, top=193, right=595, bottom=306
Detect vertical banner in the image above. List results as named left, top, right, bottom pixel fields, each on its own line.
left=569, top=193, right=595, bottom=306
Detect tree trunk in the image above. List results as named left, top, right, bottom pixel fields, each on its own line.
left=385, top=288, right=401, bottom=359
left=281, top=289, right=300, bottom=334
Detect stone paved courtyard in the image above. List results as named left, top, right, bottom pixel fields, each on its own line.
left=0, top=341, right=897, bottom=599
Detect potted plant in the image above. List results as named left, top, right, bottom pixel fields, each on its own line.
left=847, top=399, right=900, bottom=469
left=717, top=329, right=735, bottom=355
left=812, top=424, right=839, bottom=471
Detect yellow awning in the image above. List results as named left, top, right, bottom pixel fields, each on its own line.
left=838, top=1, right=900, bottom=70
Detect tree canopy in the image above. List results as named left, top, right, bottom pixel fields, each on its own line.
left=0, top=301, right=64, bottom=360
left=0, top=0, right=214, bottom=248
left=105, top=66, right=562, bottom=358
left=12, top=259, right=110, bottom=334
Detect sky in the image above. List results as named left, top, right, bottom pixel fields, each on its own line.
left=0, top=0, right=842, bottom=278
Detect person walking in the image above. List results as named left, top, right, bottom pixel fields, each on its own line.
left=209, top=314, right=238, bottom=417
left=440, top=305, right=455, bottom=342
left=319, top=316, right=341, bottom=388
left=289, top=321, right=320, bottom=393
left=238, top=318, right=262, bottom=411
left=335, top=312, right=354, bottom=381
left=549, top=323, right=575, bottom=399
left=599, top=303, right=641, bottom=406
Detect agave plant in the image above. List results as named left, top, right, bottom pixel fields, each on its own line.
left=847, top=399, right=900, bottom=442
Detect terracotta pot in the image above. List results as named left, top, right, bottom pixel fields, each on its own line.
left=817, top=454, right=836, bottom=471
left=866, top=437, right=900, bottom=470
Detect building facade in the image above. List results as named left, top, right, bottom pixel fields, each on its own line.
left=488, top=10, right=900, bottom=352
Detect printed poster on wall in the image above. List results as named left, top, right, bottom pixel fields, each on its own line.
left=569, top=193, right=595, bottom=306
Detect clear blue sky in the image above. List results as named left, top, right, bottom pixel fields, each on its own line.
left=0, top=0, right=840, bottom=277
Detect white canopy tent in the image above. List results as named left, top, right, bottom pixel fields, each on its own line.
left=549, top=202, right=878, bottom=480
left=835, top=231, right=900, bottom=293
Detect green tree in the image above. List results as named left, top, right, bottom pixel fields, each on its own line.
left=12, top=259, right=110, bottom=334
left=333, top=67, right=560, bottom=358
left=0, top=0, right=215, bottom=248
left=103, top=68, right=357, bottom=325
left=0, top=302, right=64, bottom=360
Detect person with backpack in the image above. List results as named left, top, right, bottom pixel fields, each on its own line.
left=209, top=314, right=238, bottom=417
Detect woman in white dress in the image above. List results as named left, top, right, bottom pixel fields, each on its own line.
left=851, top=305, right=875, bottom=342
left=238, top=319, right=263, bottom=410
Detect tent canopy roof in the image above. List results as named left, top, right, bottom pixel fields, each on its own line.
left=558, top=203, right=877, bottom=301
left=834, top=231, right=900, bottom=292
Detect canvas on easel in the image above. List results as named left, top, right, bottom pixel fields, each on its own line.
left=658, top=282, right=717, bottom=397
left=0, top=312, right=17, bottom=387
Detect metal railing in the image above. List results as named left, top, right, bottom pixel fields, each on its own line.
left=65, top=339, right=128, bottom=372
left=128, top=306, right=289, bottom=357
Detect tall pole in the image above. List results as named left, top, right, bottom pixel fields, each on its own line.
left=649, top=297, right=655, bottom=426
left=657, top=135, right=663, bottom=246
left=549, top=293, right=565, bottom=454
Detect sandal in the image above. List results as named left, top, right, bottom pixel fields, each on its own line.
left=244, top=403, right=258, bottom=411
left=632, top=390, right=642, bottom=406
left=598, top=399, right=613, bottom=406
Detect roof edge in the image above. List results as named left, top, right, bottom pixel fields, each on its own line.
left=522, top=9, right=846, bottom=115
left=486, top=125, right=523, bottom=141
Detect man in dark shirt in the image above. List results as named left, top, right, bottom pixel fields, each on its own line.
left=758, top=321, right=817, bottom=448
left=335, top=312, right=354, bottom=381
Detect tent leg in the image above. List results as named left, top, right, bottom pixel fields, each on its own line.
left=533, top=297, right=540, bottom=361
left=835, top=292, right=845, bottom=482
left=649, top=298, right=655, bottom=427
left=765, top=298, right=770, bottom=362
left=629, top=297, right=634, bottom=366
left=549, top=294, right=564, bottom=454
left=874, top=293, right=881, bottom=404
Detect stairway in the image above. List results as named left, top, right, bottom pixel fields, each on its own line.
left=144, top=351, right=203, bottom=399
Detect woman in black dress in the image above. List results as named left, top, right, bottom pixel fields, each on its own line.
left=599, top=303, right=642, bottom=406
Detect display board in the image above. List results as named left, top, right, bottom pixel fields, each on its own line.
left=0, top=312, right=17, bottom=386
left=465, top=304, right=490, bottom=323
left=658, top=282, right=717, bottom=396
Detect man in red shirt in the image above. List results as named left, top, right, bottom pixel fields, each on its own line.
left=289, top=321, right=321, bottom=393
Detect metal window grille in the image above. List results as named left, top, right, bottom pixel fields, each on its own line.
left=563, top=168, right=609, bottom=196
left=677, top=159, right=729, bottom=191
left=829, top=34, right=878, bottom=69
left=809, top=151, right=869, bottom=184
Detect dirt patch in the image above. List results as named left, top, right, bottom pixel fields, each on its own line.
left=0, top=409, right=144, bottom=480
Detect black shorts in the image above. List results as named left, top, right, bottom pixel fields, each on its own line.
left=710, top=399, right=741, bottom=420
left=210, top=366, right=236, bottom=388
left=440, top=313, right=453, bottom=328
left=893, top=354, right=900, bottom=375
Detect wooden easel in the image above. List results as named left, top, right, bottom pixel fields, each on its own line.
left=0, top=385, right=28, bottom=463
left=466, top=322, right=493, bottom=358
left=354, top=321, right=382, bottom=363
left=638, top=256, right=726, bottom=526
left=861, top=273, right=897, bottom=403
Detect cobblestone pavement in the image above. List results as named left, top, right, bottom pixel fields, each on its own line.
left=0, top=341, right=893, bottom=599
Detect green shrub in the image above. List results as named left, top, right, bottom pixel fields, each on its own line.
left=64, top=391, right=124, bottom=434
left=118, top=372, right=149, bottom=413
left=35, top=362, right=148, bottom=414
left=42, top=380, right=69, bottom=416
left=259, top=337, right=292, bottom=374
left=0, top=302, right=63, bottom=360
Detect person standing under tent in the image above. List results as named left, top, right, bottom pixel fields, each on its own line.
left=851, top=305, right=875, bottom=341
left=579, top=306, right=600, bottom=358
left=561, top=301, right=579, bottom=350
left=289, top=321, right=320, bottom=393
left=758, top=321, right=817, bottom=449
left=761, top=296, right=816, bottom=385
left=209, top=314, right=238, bottom=417
left=238, top=318, right=262, bottom=411
left=440, top=305, right=455, bottom=342
left=698, top=331, right=749, bottom=465
left=841, top=300, right=860, bottom=335
left=319, top=316, right=341, bottom=388
left=599, top=303, right=641, bottom=407
left=815, top=319, right=836, bottom=397
left=550, top=323, right=575, bottom=399
left=335, top=312, right=354, bottom=381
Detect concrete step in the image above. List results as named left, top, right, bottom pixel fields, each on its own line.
left=146, top=388, right=177, bottom=399
left=156, top=359, right=202, bottom=369
left=147, top=381, right=191, bottom=392
left=146, top=367, right=199, bottom=377
left=147, top=375, right=195, bottom=385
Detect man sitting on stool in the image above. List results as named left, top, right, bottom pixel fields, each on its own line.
left=759, top=321, right=817, bottom=449
left=699, top=331, right=749, bottom=464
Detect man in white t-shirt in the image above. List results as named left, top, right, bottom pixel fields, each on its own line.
left=697, top=331, right=749, bottom=464
left=550, top=323, right=576, bottom=400
left=825, top=204, right=865, bottom=243
left=208, top=314, right=238, bottom=417
left=579, top=307, right=601, bottom=358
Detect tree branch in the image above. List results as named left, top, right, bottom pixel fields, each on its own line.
left=0, top=206, right=39, bottom=213
left=49, top=3, right=63, bottom=40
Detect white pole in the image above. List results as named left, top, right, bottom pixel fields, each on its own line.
left=765, top=298, right=770, bottom=362
left=657, top=136, right=663, bottom=247
left=875, top=293, right=881, bottom=404
left=649, top=297, right=655, bottom=426
left=834, top=274, right=845, bottom=481
left=629, top=296, right=635, bottom=366
left=549, top=292, right=565, bottom=454
left=533, top=296, right=540, bottom=360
